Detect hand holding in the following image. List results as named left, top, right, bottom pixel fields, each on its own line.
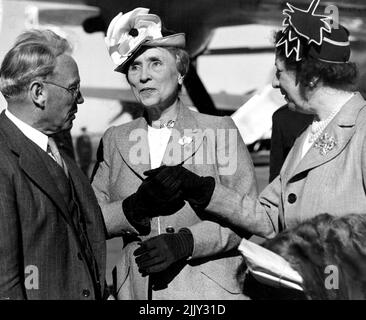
left=144, top=165, right=215, bottom=209
left=133, top=229, right=193, bottom=274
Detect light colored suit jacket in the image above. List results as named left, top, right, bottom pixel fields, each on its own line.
left=92, top=102, right=257, bottom=299
left=209, top=93, right=366, bottom=237
left=0, top=112, right=106, bottom=300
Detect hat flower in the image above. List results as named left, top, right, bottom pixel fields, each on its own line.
left=105, top=8, right=163, bottom=67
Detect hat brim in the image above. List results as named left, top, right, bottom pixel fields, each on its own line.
left=115, top=33, right=186, bottom=73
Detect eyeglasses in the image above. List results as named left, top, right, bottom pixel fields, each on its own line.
left=43, top=80, right=81, bottom=100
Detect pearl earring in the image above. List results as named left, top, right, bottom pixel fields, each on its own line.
left=178, top=75, right=183, bottom=85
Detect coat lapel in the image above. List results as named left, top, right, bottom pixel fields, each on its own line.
left=114, top=102, right=204, bottom=177
left=114, top=116, right=151, bottom=181
left=281, top=126, right=309, bottom=183
left=288, top=93, right=366, bottom=181
left=161, top=102, right=204, bottom=166
left=0, top=112, right=70, bottom=222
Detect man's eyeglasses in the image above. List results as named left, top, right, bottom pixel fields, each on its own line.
left=43, top=81, right=81, bottom=100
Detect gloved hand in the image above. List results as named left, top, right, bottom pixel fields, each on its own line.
left=144, top=165, right=215, bottom=209
left=134, top=229, right=193, bottom=274
left=123, top=173, right=185, bottom=234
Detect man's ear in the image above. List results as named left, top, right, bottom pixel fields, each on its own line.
left=29, top=81, right=46, bottom=109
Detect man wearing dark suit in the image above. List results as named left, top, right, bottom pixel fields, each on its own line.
left=269, top=105, right=313, bottom=182
left=0, top=29, right=106, bottom=299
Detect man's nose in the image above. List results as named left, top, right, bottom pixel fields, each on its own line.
left=76, top=90, right=84, bottom=104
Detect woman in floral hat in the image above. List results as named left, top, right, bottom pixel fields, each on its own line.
left=91, top=8, right=257, bottom=299
left=202, top=0, right=366, bottom=238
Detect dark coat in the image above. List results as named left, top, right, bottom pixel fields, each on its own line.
left=269, top=105, right=313, bottom=182
left=0, top=112, right=106, bottom=300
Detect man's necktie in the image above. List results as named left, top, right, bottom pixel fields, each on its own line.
left=47, top=137, right=69, bottom=177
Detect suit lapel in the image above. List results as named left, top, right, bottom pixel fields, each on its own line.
left=63, top=155, right=87, bottom=201
left=115, top=116, right=151, bottom=181
left=161, top=102, right=204, bottom=166
left=281, top=127, right=309, bottom=183
left=288, top=93, right=366, bottom=181
left=0, top=112, right=71, bottom=223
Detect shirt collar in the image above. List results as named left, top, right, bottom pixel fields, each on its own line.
left=5, top=109, right=49, bottom=152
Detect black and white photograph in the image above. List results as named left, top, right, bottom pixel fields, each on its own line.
left=0, top=0, right=366, bottom=312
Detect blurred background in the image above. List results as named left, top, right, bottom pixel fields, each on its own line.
left=1, top=0, right=366, bottom=285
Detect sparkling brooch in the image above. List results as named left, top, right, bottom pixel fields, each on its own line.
left=313, top=133, right=336, bottom=155
left=178, top=136, right=193, bottom=146
left=160, top=120, right=175, bottom=129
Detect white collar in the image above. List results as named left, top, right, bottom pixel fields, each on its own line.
left=5, top=109, right=49, bottom=152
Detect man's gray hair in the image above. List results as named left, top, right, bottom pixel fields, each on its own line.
left=0, top=29, right=72, bottom=99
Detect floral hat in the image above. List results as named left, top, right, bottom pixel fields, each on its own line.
left=276, top=0, right=350, bottom=63
left=105, top=7, right=186, bottom=74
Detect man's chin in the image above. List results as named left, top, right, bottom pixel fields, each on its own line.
left=62, top=119, right=74, bottom=131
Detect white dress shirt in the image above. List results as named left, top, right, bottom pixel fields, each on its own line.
left=147, top=125, right=172, bottom=169
left=147, top=125, right=173, bottom=235
left=5, top=109, right=49, bottom=152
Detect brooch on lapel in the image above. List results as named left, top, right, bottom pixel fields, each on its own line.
left=160, top=120, right=175, bottom=129
left=178, top=135, right=193, bottom=146
left=313, top=133, right=337, bottom=155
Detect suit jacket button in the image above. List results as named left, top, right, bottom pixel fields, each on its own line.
left=82, top=289, right=90, bottom=297
left=166, top=227, right=175, bottom=233
left=288, top=193, right=297, bottom=204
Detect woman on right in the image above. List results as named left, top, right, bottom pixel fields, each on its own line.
left=201, top=0, right=366, bottom=237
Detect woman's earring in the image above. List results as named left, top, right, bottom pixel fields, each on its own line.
left=309, top=77, right=319, bottom=88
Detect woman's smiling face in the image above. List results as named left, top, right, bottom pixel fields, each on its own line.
left=272, top=56, right=313, bottom=114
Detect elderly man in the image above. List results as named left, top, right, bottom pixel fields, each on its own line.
left=0, top=29, right=106, bottom=300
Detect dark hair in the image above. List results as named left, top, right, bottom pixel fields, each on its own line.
left=250, top=213, right=366, bottom=300
left=164, top=47, right=190, bottom=77
left=274, top=30, right=358, bottom=91
left=0, top=29, right=72, bottom=99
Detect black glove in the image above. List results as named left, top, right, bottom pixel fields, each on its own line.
left=123, top=174, right=185, bottom=235
left=144, top=165, right=215, bottom=209
left=134, top=228, right=193, bottom=274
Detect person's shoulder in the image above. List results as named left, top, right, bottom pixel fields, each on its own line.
left=188, top=108, right=235, bottom=128
left=356, top=104, right=366, bottom=127
left=272, top=105, right=313, bottom=125
left=102, top=118, right=143, bottom=139
left=272, top=105, right=290, bottom=120
left=0, top=137, right=16, bottom=173
left=0, top=131, right=11, bottom=152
